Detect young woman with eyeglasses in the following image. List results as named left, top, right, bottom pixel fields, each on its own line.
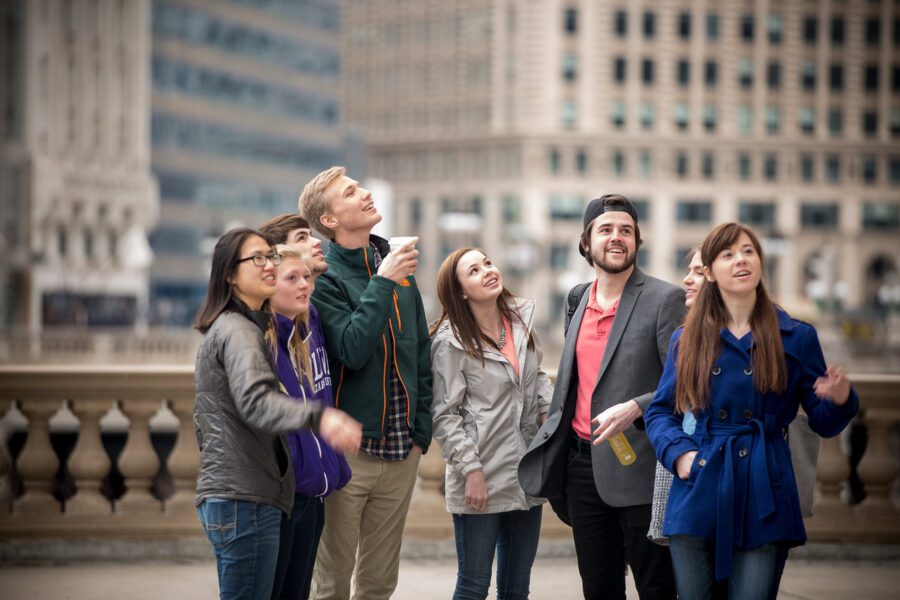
left=192, top=228, right=360, bottom=600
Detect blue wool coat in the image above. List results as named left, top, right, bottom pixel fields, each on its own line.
left=645, top=309, right=858, bottom=580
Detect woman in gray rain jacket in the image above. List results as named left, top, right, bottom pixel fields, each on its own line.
left=430, top=247, right=553, bottom=600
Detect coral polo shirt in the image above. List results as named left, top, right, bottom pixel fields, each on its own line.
left=572, top=279, right=619, bottom=441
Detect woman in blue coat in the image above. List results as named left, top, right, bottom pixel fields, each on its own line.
left=645, top=223, right=858, bottom=599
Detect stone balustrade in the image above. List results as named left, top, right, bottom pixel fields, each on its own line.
left=0, top=367, right=897, bottom=543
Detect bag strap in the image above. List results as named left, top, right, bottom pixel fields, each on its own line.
left=564, top=282, right=592, bottom=335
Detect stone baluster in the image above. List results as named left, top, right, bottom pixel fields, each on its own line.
left=66, top=398, right=114, bottom=515
left=116, top=398, right=163, bottom=514
left=813, top=434, right=852, bottom=516
left=164, top=394, right=200, bottom=516
left=14, top=398, right=62, bottom=514
left=0, top=399, right=10, bottom=514
left=855, top=408, right=900, bottom=517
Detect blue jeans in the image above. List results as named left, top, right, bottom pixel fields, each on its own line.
left=451, top=505, right=542, bottom=600
left=669, top=535, right=783, bottom=600
left=271, top=494, right=325, bottom=600
left=197, top=499, right=282, bottom=600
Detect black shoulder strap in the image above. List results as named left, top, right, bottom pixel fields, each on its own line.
left=564, top=282, right=591, bottom=335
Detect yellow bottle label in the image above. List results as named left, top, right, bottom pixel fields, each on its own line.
left=609, top=432, right=636, bottom=466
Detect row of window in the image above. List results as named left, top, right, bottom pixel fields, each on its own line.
left=154, top=169, right=299, bottom=214
left=225, top=0, right=340, bottom=33
left=152, top=57, right=339, bottom=126
left=547, top=147, right=900, bottom=185
left=606, top=56, right=900, bottom=94
left=566, top=6, right=898, bottom=48
left=601, top=102, right=900, bottom=138
left=152, top=1, right=340, bottom=79
left=151, top=112, right=342, bottom=171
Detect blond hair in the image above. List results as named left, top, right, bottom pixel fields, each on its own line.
left=298, top=166, right=345, bottom=240
left=271, top=244, right=315, bottom=391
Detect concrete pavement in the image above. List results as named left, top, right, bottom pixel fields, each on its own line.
left=1, top=557, right=898, bottom=599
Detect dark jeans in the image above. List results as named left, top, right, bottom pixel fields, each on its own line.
left=451, top=505, right=543, bottom=600
left=566, top=443, right=676, bottom=600
left=669, top=535, right=784, bottom=600
left=271, top=494, right=325, bottom=600
left=197, top=499, right=282, bottom=600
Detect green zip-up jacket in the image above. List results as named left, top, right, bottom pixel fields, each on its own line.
left=312, top=235, right=433, bottom=452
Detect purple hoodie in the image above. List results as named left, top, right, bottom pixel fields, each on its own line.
left=273, top=307, right=351, bottom=497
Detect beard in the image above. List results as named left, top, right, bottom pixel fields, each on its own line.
left=592, top=244, right=637, bottom=274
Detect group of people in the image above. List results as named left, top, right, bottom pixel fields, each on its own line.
left=192, top=165, right=859, bottom=600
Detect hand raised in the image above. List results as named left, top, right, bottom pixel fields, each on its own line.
left=377, top=237, right=419, bottom=284
left=813, top=365, right=851, bottom=406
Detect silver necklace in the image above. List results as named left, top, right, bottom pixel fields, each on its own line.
left=498, top=323, right=507, bottom=347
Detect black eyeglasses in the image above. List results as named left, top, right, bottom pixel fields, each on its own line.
left=234, top=253, right=283, bottom=267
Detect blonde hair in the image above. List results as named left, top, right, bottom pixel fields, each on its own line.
left=298, top=166, right=345, bottom=240
left=271, top=244, right=316, bottom=391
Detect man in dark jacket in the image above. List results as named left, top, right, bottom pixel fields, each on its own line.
left=299, top=166, right=432, bottom=600
left=518, top=195, right=684, bottom=599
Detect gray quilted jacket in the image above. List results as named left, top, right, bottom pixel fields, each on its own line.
left=193, top=309, right=324, bottom=514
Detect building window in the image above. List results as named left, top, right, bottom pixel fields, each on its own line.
left=632, top=199, right=650, bottom=221
left=564, top=7, right=578, bottom=34
left=825, top=155, right=840, bottom=183
left=738, top=153, right=752, bottom=180
left=862, top=203, right=900, bottom=230
left=550, top=244, right=569, bottom=269
left=643, top=11, right=655, bottom=38
left=561, top=99, right=577, bottom=129
left=739, top=202, right=776, bottom=227
left=800, top=154, right=815, bottom=182
left=862, top=155, right=878, bottom=184
left=549, top=195, right=584, bottom=220
left=705, top=61, right=718, bottom=86
left=891, top=157, right=900, bottom=183
left=740, top=15, right=754, bottom=42
left=677, top=201, right=712, bottom=223
left=614, top=57, right=627, bottom=83
left=548, top=147, right=561, bottom=174
left=803, top=17, right=817, bottom=44
left=675, top=152, right=689, bottom=177
left=613, top=150, right=626, bottom=176
left=707, top=13, right=719, bottom=41
left=575, top=149, right=588, bottom=174
left=828, top=108, right=843, bottom=136
left=894, top=65, right=900, bottom=92
left=764, top=154, right=778, bottom=180
left=737, top=105, right=753, bottom=134
left=767, top=62, right=781, bottom=89
left=611, top=101, right=626, bottom=128
left=639, top=150, right=653, bottom=178
left=640, top=103, right=655, bottom=130
left=829, top=64, right=843, bottom=91
left=677, top=60, right=690, bottom=86
left=866, top=19, right=881, bottom=47
left=503, top=196, right=522, bottom=223
left=831, top=18, right=845, bottom=46
left=768, top=14, right=783, bottom=44
left=701, top=153, right=715, bottom=179
left=801, top=203, right=839, bottom=229
left=862, top=111, right=878, bottom=137
left=678, top=12, right=691, bottom=38
left=703, top=105, right=718, bottom=132
left=798, top=107, right=815, bottom=134
left=562, top=53, right=578, bottom=82
left=765, top=106, right=781, bottom=134
left=642, top=59, right=655, bottom=84
left=738, top=59, right=754, bottom=88
left=801, top=63, right=816, bottom=90
left=891, top=109, right=900, bottom=137
left=614, top=10, right=627, bottom=36
left=675, top=103, right=689, bottom=131
left=410, top=198, right=422, bottom=228
left=864, top=64, right=879, bottom=92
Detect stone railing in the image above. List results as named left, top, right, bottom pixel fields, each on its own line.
left=0, top=367, right=896, bottom=543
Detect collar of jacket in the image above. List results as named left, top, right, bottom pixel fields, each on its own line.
left=274, top=312, right=309, bottom=346
left=326, top=234, right=391, bottom=275
left=227, top=297, right=273, bottom=333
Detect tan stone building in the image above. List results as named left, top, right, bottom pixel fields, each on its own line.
left=343, top=0, right=900, bottom=332
left=0, top=0, right=159, bottom=334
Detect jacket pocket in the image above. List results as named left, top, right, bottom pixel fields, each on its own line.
left=197, top=499, right=237, bottom=548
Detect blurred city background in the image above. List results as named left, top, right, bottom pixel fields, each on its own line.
left=0, top=0, right=898, bottom=370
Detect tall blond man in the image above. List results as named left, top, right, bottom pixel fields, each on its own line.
left=300, top=166, right=432, bottom=600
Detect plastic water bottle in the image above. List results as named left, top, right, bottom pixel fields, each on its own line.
left=609, top=432, right=636, bottom=466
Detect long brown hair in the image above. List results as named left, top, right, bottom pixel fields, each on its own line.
left=430, top=247, right=532, bottom=361
left=675, top=223, right=787, bottom=413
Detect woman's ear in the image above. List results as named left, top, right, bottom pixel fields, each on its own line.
left=703, top=265, right=715, bottom=283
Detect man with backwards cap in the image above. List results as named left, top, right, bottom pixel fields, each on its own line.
left=519, top=194, right=684, bottom=599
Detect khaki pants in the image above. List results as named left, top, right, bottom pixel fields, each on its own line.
left=312, top=450, right=421, bottom=600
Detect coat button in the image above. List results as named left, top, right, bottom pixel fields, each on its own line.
left=543, top=432, right=550, bottom=440
left=744, top=366, right=753, bottom=375
left=712, top=366, right=722, bottom=375
left=742, top=409, right=752, bottom=420
left=718, top=408, right=728, bottom=420
left=697, top=458, right=707, bottom=467
left=738, top=448, right=749, bottom=458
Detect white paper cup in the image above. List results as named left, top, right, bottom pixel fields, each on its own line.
left=389, top=236, right=417, bottom=254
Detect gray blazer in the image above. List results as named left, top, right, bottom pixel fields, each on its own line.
left=518, top=268, right=685, bottom=512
